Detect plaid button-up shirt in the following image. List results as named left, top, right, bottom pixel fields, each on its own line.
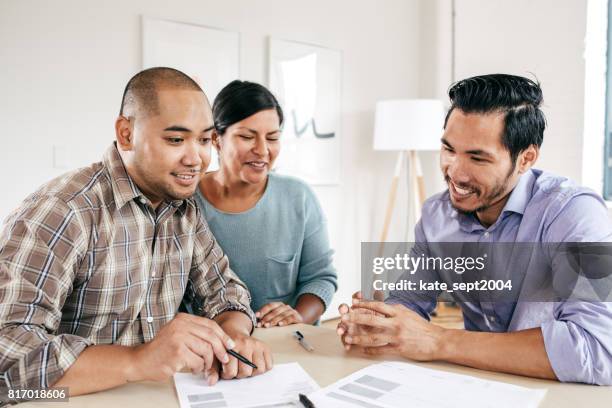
left=0, top=144, right=254, bottom=395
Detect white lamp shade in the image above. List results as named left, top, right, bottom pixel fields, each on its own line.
left=373, top=99, right=446, bottom=151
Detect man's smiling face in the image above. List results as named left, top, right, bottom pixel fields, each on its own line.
left=124, top=89, right=214, bottom=207
left=440, top=109, right=521, bottom=216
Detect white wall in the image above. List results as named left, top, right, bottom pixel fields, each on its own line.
left=0, top=0, right=424, bottom=319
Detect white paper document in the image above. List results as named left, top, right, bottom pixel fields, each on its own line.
left=174, top=362, right=319, bottom=408
left=308, top=362, right=547, bottom=408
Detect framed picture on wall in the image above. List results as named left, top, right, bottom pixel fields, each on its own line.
left=268, top=38, right=342, bottom=185
left=142, top=16, right=240, bottom=170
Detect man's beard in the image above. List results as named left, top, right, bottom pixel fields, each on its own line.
left=133, top=160, right=200, bottom=203
left=445, top=164, right=515, bottom=215
left=158, top=179, right=197, bottom=201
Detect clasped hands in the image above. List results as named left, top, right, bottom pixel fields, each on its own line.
left=336, top=291, right=447, bottom=361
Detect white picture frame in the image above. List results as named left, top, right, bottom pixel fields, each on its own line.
left=268, top=38, right=342, bottom=185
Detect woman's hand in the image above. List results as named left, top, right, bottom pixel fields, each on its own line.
left=256, top=302, right=304, bottom=327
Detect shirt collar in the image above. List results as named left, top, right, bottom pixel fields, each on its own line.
left=500, top=169, right=535, bottom=216
left=103, top=143, right=192, bottom=213
left=456, top=169, right=535, bottom=233
left=103, top=143, right=142, bottom=209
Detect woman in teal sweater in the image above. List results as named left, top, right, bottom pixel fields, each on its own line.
left=195, top=80, right=338, bottom=327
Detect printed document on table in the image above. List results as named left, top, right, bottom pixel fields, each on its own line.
left=308, top=361, right=547, bottom=408
left=174, top=362, right=319, bottom=408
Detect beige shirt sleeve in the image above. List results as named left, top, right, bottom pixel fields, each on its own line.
left=0, top=196, right=93, bottom=399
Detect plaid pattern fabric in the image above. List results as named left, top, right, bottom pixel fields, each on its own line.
left=0, top=144, right=254, bottom=393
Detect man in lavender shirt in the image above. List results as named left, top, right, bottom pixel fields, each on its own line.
left=337, top=74, right=612, bottom=385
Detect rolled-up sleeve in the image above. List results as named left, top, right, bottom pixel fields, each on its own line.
left=190, top=216, right=256, bottom=326
left=0, top=196, right=91, bottom=396
left=541, top=302, right=612, bottom=385
left=0, top=327, right=91, bottom=390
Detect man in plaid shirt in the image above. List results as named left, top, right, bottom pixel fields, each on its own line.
left=0, top=67, right=271, bottom=403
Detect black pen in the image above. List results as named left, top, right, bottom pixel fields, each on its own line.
left=293, top=330, right=315, bottom=352
left=227, top=349, right=258, bottom=369
left=299, top=393, right=316, bottom=408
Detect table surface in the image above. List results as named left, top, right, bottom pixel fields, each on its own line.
left=19, top=324, right=612, bottom=407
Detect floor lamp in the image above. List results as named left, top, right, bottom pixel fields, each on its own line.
left=373, top=99, right=445, bottom=243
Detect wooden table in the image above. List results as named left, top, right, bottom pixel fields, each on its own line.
left=19, top=324, right=612, bottom=407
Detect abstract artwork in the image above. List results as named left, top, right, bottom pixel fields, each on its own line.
left=269, top=38, right=342, bottom=185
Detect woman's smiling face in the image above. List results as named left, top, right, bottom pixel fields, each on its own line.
left=215, top=108, right=282, bottom=185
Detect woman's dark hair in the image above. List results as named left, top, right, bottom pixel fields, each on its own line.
left=444, top=74, right=546, bottom=164
left=213, top=80, right=284, bottom=134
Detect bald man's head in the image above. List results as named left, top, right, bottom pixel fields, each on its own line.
left=114, top=67, right=214, bottom=208
left=119, top=67, right=207, bottom=117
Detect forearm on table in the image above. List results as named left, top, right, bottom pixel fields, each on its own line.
left=437, top=327, right=557, bottom=380
left=295, top=294, right=325, bottom=324
left=53, top=344, right=140, bottom=396
left=214, top=310, right=253, bottom=337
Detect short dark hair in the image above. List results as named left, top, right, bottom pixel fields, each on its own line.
left=213, top=80, right=283, bottom=134
left=444, top=74, right=546, bottom=163
left=119, top=67, right=204, bottom=117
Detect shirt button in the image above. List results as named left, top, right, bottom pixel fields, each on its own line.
left=146, top=316, right=153, bottom=323
left=488, top=315, right=496, bottom=323
left=139, top=197, right=147, bottom=204
left=483, top=231, right=490, bottom=238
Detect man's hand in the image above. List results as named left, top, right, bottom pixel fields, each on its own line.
left=256, top=302, right=304, bottom=328
left=336, top=291, right=385, bottom=351
left=131, top=313, right=235, bottom=382
left=342, top=299, right=445, bottom=361
left=341, top=300, right=558, bottom=380
left=203, top=334, right=273, bottom=385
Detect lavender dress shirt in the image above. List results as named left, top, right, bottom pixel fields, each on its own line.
left=388, top=169, right=612, bottom=385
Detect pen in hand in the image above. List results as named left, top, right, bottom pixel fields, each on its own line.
left=227, top=349, right=258, bottom=369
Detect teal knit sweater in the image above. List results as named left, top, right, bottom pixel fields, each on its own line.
left=194, top=173, right=338, bottom=312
